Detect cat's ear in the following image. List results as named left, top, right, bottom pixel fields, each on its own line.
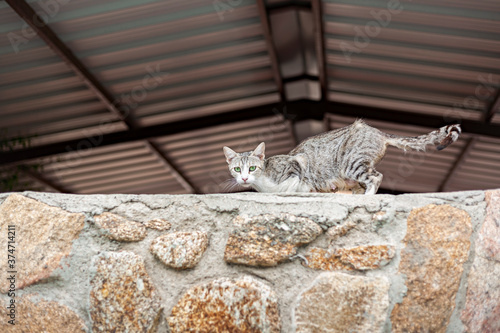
left=252, top=142, right=265, bottom=160
left=223, top=146, right=238, bottom=164
left=293, top=154, right=308, bottom=170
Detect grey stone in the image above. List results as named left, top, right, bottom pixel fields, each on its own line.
left=293, top=272, right=390, bottom=333
left=462, top=255, right=500, bottom=333
left=150, top=231, right=208, bottom=269
left=224, top=213, right=322, bottom=267
left=476, top=190, right=500, bottom=261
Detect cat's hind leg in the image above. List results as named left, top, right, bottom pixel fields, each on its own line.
left=351, top=184, right=365, bottom=194
left=346, top=164, right=383, bottom=195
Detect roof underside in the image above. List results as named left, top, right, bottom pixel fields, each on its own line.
left=1, top=0, right=499, bottom=194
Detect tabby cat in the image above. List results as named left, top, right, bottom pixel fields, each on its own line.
left=223, top=120, right=461, bottom=194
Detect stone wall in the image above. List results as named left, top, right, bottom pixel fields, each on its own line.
left=0, top=190, right=498, bottom=332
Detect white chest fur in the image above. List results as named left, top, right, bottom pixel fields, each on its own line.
left=251, top=175, right=311, bottom=193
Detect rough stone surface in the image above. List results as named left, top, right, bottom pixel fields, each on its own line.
left=168, top=276, right=280, bottom=333
left=476, top=190, right=500, bottom=261
left=326, top=220, right=356, bottom=241
left=304, top=245, right=395, bottom=271
left=0, top=190, right=489, bottom=333
left=224, top=213, right=322, bottom=266
left=461, top=191, right=500, bottom=333
left=94, top=212, right=147, bottom=241
left=144, top=218, right=172, bottom=231
left=293, top=272, right=390, bottom=333
left=89, top=251, right=162, bottom=332
left=391, top=204, right=472, bottom=333
left=0, top=194, right=85, bottom=293
left=461, top=256, right=500, bottom=333
left=150, top=231, right=208, bottom=269
left=0, top=297, right=87, bottom=332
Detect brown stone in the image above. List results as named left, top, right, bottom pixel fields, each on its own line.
left=391, top=204, right=472, bottom=333
left=90, top=251, right=162, bottom=332
left=224, top=213, right=322, bottom=267
left=326, top=220, right=356, bottom=241
left=461, top=256, right=500, bottom=333
left=150, top=231, right=208, bottom=269
left=304, top=245, right=395, bottom=271
left=144, top=218, right=172, bottom=231
left=293, top=272, right=390, bottom=333
left=0, top=194, right=85, bottom=293
left=94, top=212, right=147, bottom=241
left=168, top=276, right=280, bottom=333
left=0, top=296, right=86, bottom=332
left=476, top=190, right=500, bottom=261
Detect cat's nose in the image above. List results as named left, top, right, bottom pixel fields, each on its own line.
left=242, top=177, right=248, bottom=182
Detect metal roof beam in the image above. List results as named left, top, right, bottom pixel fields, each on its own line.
left=145, top=141, right=199, bottom=194
left=267, top=1, right=312, bottom=11
left=438, top=137, right=476, bottom=192
left=20, top=168, right=72, bottom=193
left=483, top=91, right=500, bottom=123
left=311, top=0, right=328, bottom=101
left=5, top=0, right=132, bottom=126
left=6, top=0, right=197, bottom=193
left=443, top=86, right=499, bottom=190
left=2, top=100, right=500, bottom=165
left=256, top=0, right=285, bottom=101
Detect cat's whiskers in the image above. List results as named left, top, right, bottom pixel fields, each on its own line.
left=219, top=178, right=244, bottom=193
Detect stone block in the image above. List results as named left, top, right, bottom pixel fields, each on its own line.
left=150, top=231, right=208, bottom=269
left=476, top=190, right=500, bottom=261
left=0, top=297, right=86, bottom=332
left=293, top=272, right=390, bottom=333
left=0, top=194, right=85, bottom=293
left=391, top=204, right=472, bottom=333
left=168, top=276, right=280, bottom=333
left=94, top=212, right=147, bottom=241
left=144, top=218, right=172, bottom=231
left=461, top=256, right=500, bottom=333
left=224, top=213, right=322, bottom=267
left=89, top=251, right=162, bottom=332
left=304, top=245, right=395, bottom=271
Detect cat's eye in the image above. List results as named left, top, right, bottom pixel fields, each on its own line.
left=249, top=166, right=257, bottom=172
left=234, top=167, right=241, bottom=172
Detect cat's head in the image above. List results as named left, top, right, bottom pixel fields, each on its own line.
left=223, top=142, right=265, bottom=188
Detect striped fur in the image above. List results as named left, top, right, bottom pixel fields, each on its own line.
left=223, top=120, right=461, bottom=194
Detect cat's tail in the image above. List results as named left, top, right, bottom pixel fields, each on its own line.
left=383, top=124, right=461, bottom=151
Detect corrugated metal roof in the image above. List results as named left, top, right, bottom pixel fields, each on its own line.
left=1, top=0, right=499, bottom=194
